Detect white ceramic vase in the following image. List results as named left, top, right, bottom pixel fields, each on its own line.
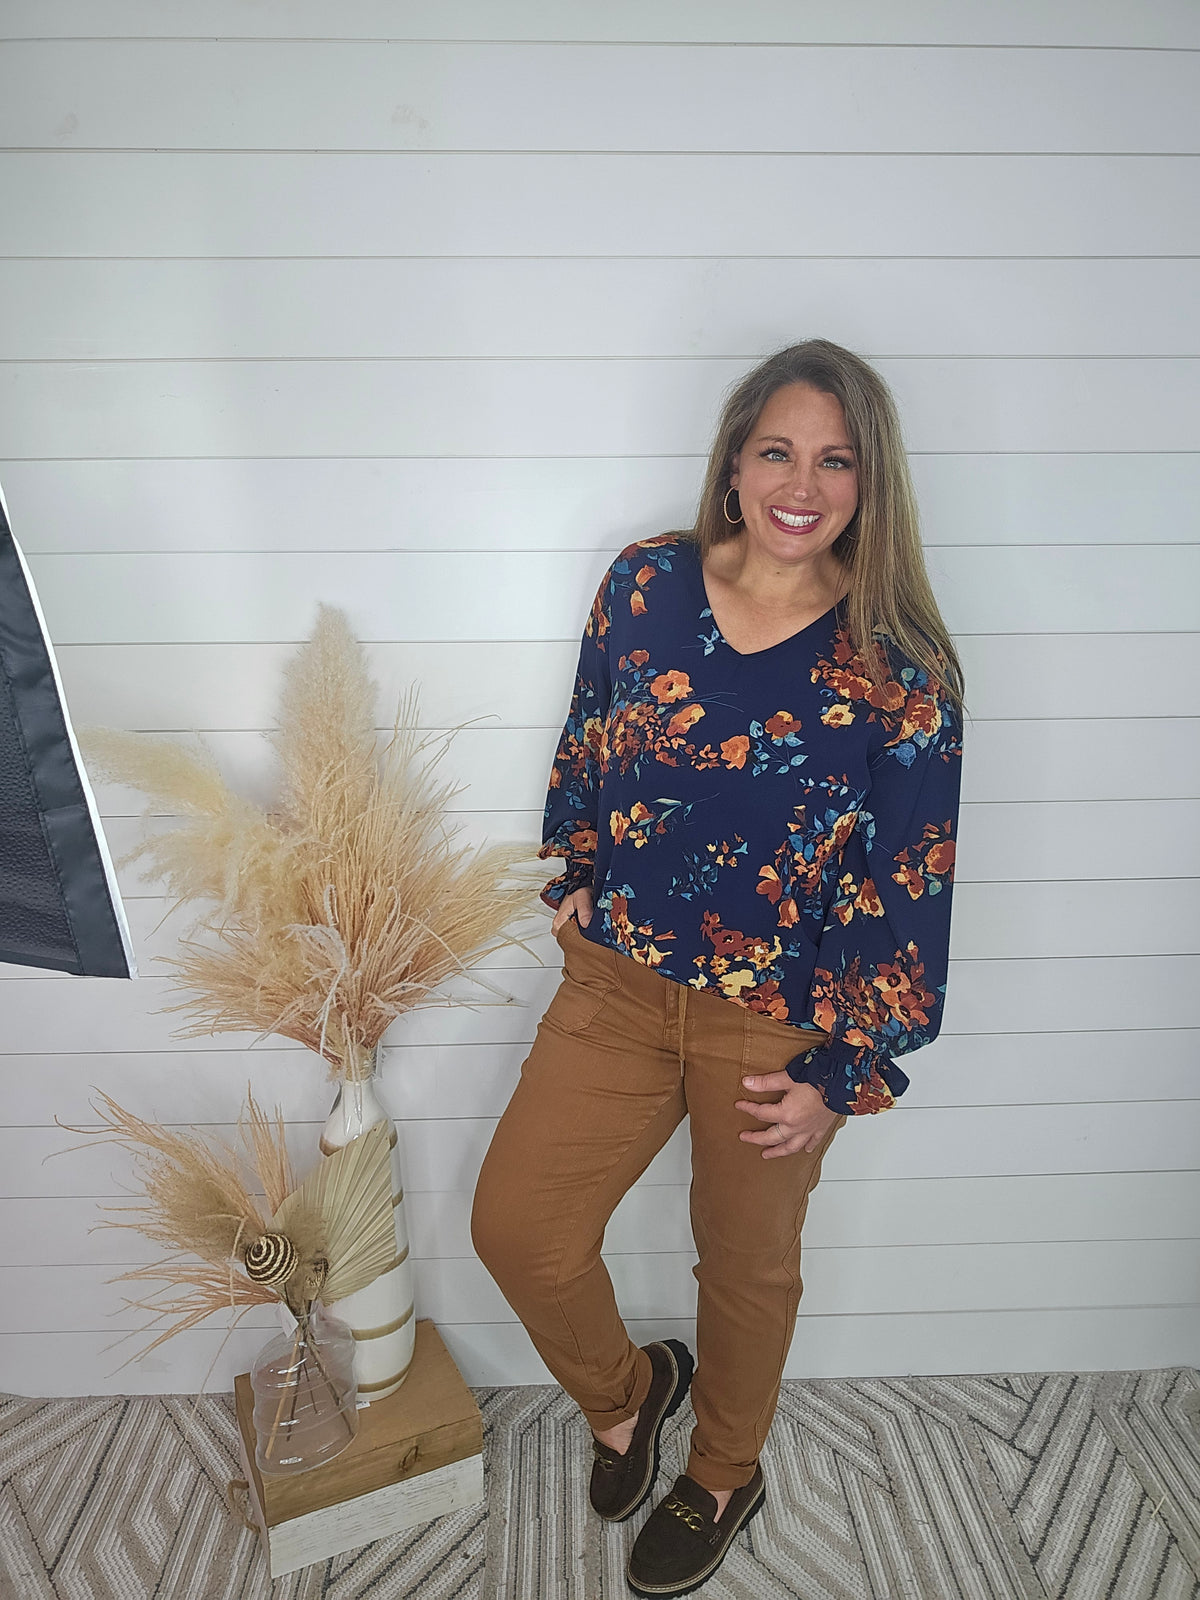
left=319, top=1046, right=416, bottom=1403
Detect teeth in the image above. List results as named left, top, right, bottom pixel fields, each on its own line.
left=772, top=508, right=820, bottom=528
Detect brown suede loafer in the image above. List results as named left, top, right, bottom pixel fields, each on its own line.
left=589, top=1339, right=694, bottom=1522
left=626, top=1464, right=766, bottom=1598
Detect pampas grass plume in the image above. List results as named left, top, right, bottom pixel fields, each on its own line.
left=79, top=605, right=544, bottom=1079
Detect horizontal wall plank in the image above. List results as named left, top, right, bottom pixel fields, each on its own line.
left=3, top=1304, right=1196, bottom=1397
left=3, top=153, right=1195, bottom=258
left=6, top=1, right=1197, bottom=48
left=3, top=42, right=1195, bottom=153
left=3, top=1300, right=1198, bottom=1398
left=19, top=546, right=1200, bottom=644
left=79, top=798, right=1194, bottom=890
left=6, top=1098, right=1198, bottom=1198
left=75, top=723, right=1200, bottom=815
left=4, top=878, right=1195, bottom=984
left=6, top=259, right=1199, bottom=361
left=5, top=358, right=1199, bottom=460
left=445, top=1308, right=1200, bottom=1386
left=0, top=1027, right=1194, bottom=1125
left=8, top=1168, right=1198, bottom=1270
left=424, top=1241, right=1200, bottom=1324
left=0, top=949, right=1197, bottom=1056
left=5, top=454, right=1200, bottom=557
left=5, top=1238, right=1197, bottom=1335
left=39, top=636, right=1200, bottom=731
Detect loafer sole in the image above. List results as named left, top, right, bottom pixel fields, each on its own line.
left=595, top=1340, right=695, bottom=1523
left=626, top=1477, right=766, bottom=1598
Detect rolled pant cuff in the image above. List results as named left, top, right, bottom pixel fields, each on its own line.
left=580, top=1345, right=654, bottom=1433
left=686, top=1448, right=759, bottom=1493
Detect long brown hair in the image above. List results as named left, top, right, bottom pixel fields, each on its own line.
left=689, top=339, right=965, bottom=711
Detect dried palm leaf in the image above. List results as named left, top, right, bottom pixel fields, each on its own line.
left=271, top=1120, right=394, bottom=1304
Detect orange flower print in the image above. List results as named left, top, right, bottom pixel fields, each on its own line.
left=551, top=822, right=595, bottom=858
left=854, top=879, right=883, bottom=917
left=905, top=693, right=942, bottom=738
left=720, top=735, right=750, bottom=769
left=610, top=801, right=654, bottom=846
left=892, top=864, right=924, bottom=900
left=873, top=945, right=934, bottom=1028
left=601, top=888, right=675, bottom=965
left=764, top=711, right=802, bottom=737
left=665, top=703, right=705, bottom=738
left=651, top=670, right=693, bottom=703
left=925, top=840, right=956, bottom=877
left=635, top=565, right=656, bottom=587
left=756, top=864, right=783, bottom=905
left=588, top=589, right=610, bottom=643
left=821, top=704, right=855, bottom=728
left=865, top=678, right=907, bottom=713
left=892, top=822, right=955, bottom=900
left=851, top=1071, right=896, bottom=1115
left=810, top=992, right=837, bottom=1034
left=630, top=589, right=647, bottom=617
left=629, top=649, right=650, bottom=666
left=832, top=886, right=855, bottom=926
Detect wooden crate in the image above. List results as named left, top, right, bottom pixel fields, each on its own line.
left=233, top=1318, right=484, bottom=1577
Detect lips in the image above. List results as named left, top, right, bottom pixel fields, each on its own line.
left=768, top=506, right=822, bottom=533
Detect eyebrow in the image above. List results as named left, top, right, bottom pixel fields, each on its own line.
left=754, top=434, right=856, bottom=453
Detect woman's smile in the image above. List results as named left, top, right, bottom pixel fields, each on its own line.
left=766, top=506, right=823, bottom=534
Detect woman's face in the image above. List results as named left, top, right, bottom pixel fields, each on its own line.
left=728, top=383, right=859, bottom=568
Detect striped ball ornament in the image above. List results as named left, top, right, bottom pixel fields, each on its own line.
left=244, top=1231, right=298, bottom=1286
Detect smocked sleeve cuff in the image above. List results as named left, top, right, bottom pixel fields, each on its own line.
left=784, top=1037, right=911, bottom=1116
left=538, top=857, right=595, bottom=911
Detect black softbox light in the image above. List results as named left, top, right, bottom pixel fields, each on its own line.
left=0, top=481, right=136, bottom=978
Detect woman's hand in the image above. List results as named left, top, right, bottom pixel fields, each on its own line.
left=551, top=887, right=594, bottom=938
left=735, top=1073, right=839, bottom=1159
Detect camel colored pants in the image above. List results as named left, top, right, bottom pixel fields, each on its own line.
left=471, top=911, right=845, bottom=1493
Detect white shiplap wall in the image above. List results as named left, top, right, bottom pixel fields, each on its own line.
left=0, top=1, right=1197, bottom=1397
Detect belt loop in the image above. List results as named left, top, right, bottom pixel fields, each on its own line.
left=677, top=983, right=688, bottom=1073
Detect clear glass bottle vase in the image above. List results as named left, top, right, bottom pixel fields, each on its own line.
left=251, top=1302, right=359, bottom=1476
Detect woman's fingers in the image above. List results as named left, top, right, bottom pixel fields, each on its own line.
left=738, top=1107, right=834, bottom=1158
left=734, top=1098, right=785, bottom=1123
left=740, top=1069, right=794, bottom=1093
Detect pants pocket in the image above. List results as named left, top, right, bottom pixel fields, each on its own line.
left=544, top=917, right=620, bottom=1036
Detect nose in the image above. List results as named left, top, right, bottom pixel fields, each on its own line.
left=784, top=461, right=817, bottom=500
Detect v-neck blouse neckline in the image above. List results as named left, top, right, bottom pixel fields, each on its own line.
left=685, top=536, right=843, bottom=660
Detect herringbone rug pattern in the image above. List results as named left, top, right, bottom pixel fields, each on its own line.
left=2, top=1370, right=1198, bottom=1599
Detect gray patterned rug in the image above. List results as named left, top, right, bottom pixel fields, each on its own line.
left=2, top=1370, right=1199, bottom=1599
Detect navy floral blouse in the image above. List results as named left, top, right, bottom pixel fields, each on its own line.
left=537, top=534, right=963, bottom=1116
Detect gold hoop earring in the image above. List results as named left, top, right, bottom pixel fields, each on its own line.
left=722, top=487, right=742, bottom=525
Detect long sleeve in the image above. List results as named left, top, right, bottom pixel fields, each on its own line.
left=537, top=573, right=613, bottom=911
left=785, top=684, right=963, bottom=1115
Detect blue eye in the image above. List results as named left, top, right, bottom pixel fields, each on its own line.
left=761, top=447, right=788, bottom=461
left=823, top=456, right=854, bottom=469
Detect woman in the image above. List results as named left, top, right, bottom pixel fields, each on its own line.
left=471, top=340, right=964, bottom=1598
